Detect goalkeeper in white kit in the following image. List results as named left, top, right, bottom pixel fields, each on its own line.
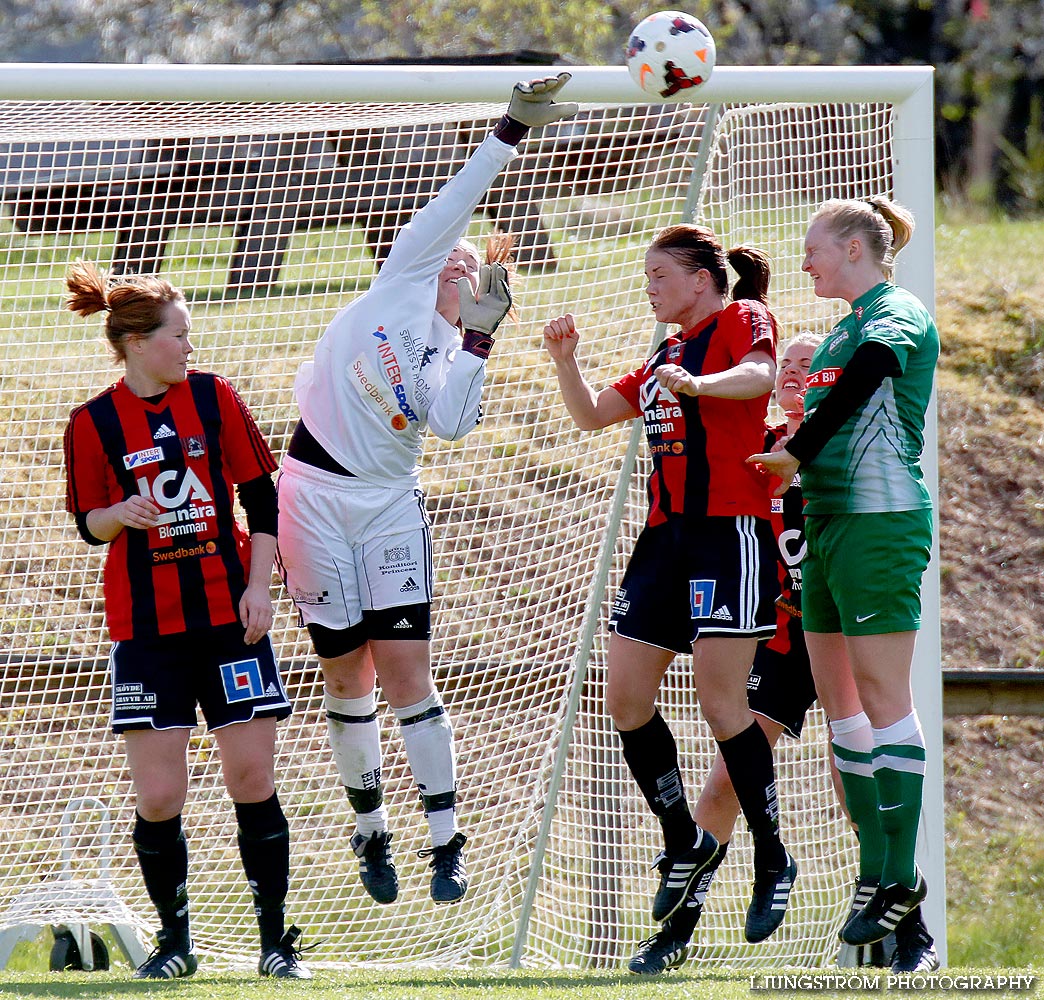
left=276, top=75, right=577, bottom=905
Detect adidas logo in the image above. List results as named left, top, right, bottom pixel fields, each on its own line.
left=153, top=423, right=176, bottom=439
left=711, top=605, right=733, bottom=621
left=399, top=576, right=420, bottom=593
left=265, top=683, right=280, bottom=697
left=392, top=618, right=412, bottom=630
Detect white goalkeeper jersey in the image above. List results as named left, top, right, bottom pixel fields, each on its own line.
left=294, top=133, right=518, bottom=490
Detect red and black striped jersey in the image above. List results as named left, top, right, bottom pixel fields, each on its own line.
left=764, top=422, right=805, bottom=655
left=64, top=371, right=277, bottom=640
left=611, top=300, right=777, bottom=526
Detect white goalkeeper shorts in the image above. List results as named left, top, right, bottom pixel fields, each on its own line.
left=276, top=455, right=433, bottom=629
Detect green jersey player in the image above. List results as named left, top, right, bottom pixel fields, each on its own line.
left=800, top=282, right=937, bottom=517
left=748, top=195, right=939, bottom=975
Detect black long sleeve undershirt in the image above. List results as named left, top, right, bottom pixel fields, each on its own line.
left=785, top=340, right=903, bottom=466
left=237, top=473, right=278, bottom=537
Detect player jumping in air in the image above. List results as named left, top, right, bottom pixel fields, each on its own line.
left=628, top=332, right=824, bottom=973
left=275, top=76, right=578, bottom=906
left=544, top=224, right=796, bottom=958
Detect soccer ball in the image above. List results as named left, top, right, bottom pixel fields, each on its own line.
left=625, top=10, right=716, bottom=101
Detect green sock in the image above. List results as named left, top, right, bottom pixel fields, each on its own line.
left=873, top=750, right=925, bottom=887
left=833, top=746, right=885, bottom=881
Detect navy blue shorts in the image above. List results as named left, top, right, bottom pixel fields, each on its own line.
left=746, top=611, right=817, bottom=739
left=609, top=515, right=779, bottom=655
left=110, top=622, right=292, bottom=733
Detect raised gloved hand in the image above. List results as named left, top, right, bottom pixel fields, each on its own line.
left=458, top=262, right=511, bottom=360
left=506, top=73, right=579, bottom=128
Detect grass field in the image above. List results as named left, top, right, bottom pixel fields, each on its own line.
left=0, top=966, right=1041, bottom=999
left=933, top=208, right=1044, bottom=975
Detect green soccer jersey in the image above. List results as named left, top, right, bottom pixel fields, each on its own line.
left=800, top=281, right=939, bottom=514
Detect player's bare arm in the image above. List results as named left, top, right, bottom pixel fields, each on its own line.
left=86, top=495, right=162, bottom=540
left=656, top=348, right=775, bottom=399
left=240, top=532, right=276, bottom=645
left=544, top=314, right=634, bottom=430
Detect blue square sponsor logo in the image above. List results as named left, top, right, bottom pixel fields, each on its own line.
left=689, top=579, right=715, bottom=619
left=220, top=658, right=263, bottom=702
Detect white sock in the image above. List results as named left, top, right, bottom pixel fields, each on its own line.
left=393, top=691, right=457, bottom=847
left=426, top=808, right=458, bottom=848
left=871, top=710, right=926, bottom=778
left=871, top=711, right=924, bottom=749
left=830, top=712, right=875, bottom=777
left=325, top=690, right=387, bottom=833
left=355, top=810, right=387, bottom=839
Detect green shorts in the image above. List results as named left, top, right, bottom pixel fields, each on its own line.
left=802, top=508, right=932, bottom=636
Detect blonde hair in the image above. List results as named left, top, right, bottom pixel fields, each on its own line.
left=454, top=232, right=515, bottom=269
left=780, top=330, right=825, bottom=355
left=454, top=232, right=519, bottom=325
left=65, top=261, right=184, bottom=362
left=774, top=331, right=825, bottom=415
left=809, top=197, right=916, bottom=279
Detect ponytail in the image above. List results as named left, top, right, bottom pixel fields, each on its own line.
left=726, top=245, right=771, bottom=304
left=65, top=261, right=184, bottom=362
left=64, top=259, right=110, bottom=318
left=810, top=197, right=916, bottom=278
left=864, top=196, right=915, bottom=257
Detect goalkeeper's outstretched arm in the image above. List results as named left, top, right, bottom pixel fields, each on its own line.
left=295, top=76, right=577, bottom=475
left=377, top=74, right=578, bottom=285
left=427, top=261, right=513, bottom=441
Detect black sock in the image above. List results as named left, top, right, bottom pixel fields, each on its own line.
left=133, top=812, right=190, bottom=945
left=235, top=793, right=290, bottom=952
left=716, top=722, right=786, bottom=872
left=618, top=711, right=698, bottom=856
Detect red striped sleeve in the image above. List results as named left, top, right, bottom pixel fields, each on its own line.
left=64, top=399, right=114, bottom=514
left=608, top=365, right=647, bottom=415
left=728, top=300, right=777, bottom=359
left=215, top=376, right=277, bottom=482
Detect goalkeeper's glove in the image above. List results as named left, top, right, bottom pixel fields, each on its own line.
left=506, top=72, right=579, bottom=128
left=458, top=262, right=511, bottom=360
left=493, top=73, right=579, bottom=144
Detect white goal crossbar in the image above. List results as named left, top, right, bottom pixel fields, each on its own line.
left=0, top=63, right=933, bottom=105
left=0, top=63, right=942, bottom=970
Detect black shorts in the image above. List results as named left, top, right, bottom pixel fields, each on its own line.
left=307, top=602, right=432, bottom=659
left=746, top=612, right=817, bottom=739
left=110, top=622, right=292, bottom=733
left=610, top=515, right=779, bottom=655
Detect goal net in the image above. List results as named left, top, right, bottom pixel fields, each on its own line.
left=0, top=64, right=940, bottom=971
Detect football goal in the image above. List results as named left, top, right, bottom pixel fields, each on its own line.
left=0, top=62, right=942, bottom=971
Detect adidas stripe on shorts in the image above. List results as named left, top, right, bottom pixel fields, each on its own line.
left=609, top=515, right=778, bottom=655
left=276, top=455, right=434, bottom=632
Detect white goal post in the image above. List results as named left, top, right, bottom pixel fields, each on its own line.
left=0, top=63, right=942, bottom=971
